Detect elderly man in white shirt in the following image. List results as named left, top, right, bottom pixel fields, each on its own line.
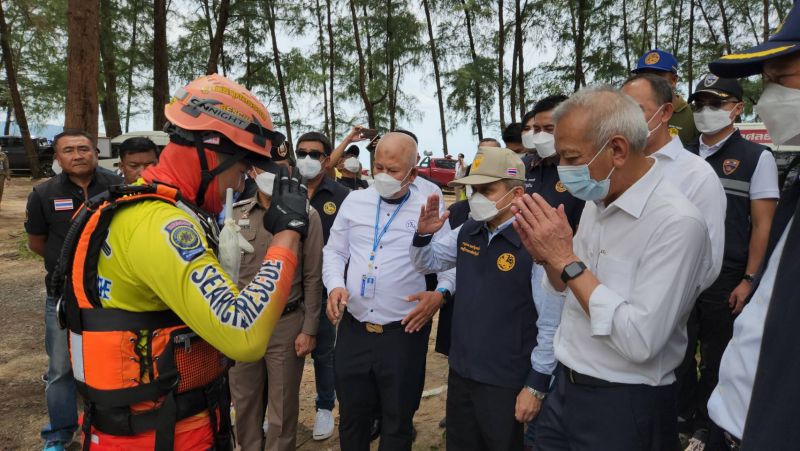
left=323, top=132, right=454, bottom=450
left=511, top=86, right=711, bottom=451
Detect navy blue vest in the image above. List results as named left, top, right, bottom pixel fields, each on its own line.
left=449, top=219, right=538, bottom=389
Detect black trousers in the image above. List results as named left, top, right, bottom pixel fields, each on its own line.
left=446, top=368, right=523, bottom=451
left=334, top=312, right=431, bottom=451
left=536, top=367, right=677, bottom=451
left=675, top=268, right=740, bottom=433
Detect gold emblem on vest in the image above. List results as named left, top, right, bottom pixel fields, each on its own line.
left=723, top=159, right=740, bottom=175
left=323, top=201, right=337, bottom=215
left=497, top=253, right=516, bottom=271
left=555, top=181, right=567, bottom=193
left=460, top=242, right=480, bottom=256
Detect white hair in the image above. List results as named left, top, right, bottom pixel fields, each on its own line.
left=552, top=85, right=648, bottom=153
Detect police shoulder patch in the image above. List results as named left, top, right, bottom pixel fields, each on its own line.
left=323, top=201, right=337, bottom=215
left=723, top=159, right=740, bottom=175
left=165, top=219, right=205, bottom=262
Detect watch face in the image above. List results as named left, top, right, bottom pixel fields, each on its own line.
left=566, top=263, right=582, bottom=278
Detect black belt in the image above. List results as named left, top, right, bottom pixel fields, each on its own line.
left=282, top=301, right=301, bottom=316
left=345, top=311, right=404, bottom=334
left=563, top=365, right=627, bottom=388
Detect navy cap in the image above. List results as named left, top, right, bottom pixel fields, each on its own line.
left=632, top=49, right=679, bottom=74
left=710, top=2, right=800, bottom=78
left=344, top=144, right=360, bottom=158
left=688, top=73, right=744, bottom=102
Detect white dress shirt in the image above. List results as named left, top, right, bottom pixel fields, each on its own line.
left=547, top=161, right=711, bottom=385
left=409, top=217, right=564, bottom=380
left=323, top=185, right=454, bottom=324
left=653, top=136, right=726, bottom=288
left=707, top=218, right=792, bottom=439
left=699, top=130, right=781, bottom=200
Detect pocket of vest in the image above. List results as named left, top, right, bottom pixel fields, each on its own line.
left=157, top=327, right=230, bottom=395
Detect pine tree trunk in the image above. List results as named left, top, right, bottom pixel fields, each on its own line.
left=65, top=0, right=100, bottom=137
left=326, top=0, right=336, bottom=139
left=688, top=0, right=694, bottom=96
left=386, top=0, right=397, bottom=130
left=124, top=0, right=139, bottom=133
left=0, top=0, right=40, bottom=177
left=460, top=0, right=483, bottom=139
left=349, top=0, right=376, bottom=129
left=266, top=1, right=292, bottom=147
left=314, top=0, right=330, bottom=138
left=622, top=0, right=631, bottom=72
left=498, top=0, right=505, bottom=130
left=763, top=0, right=770, bottom=42
left=510, top=42, right=517, bottom=123
left=206, top=0, right=230, bottom=75
left=422, top=0, right=448, bottom=155
left=716, top=0, right=732, bottom=54
left=515, top=0, right=524, bottom=118
left=99, top=0, right=122, bottom=138
left=152, top=0, right=168, bottom=130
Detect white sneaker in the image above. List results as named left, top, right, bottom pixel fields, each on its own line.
left=313, top=409, right=335, bottom=440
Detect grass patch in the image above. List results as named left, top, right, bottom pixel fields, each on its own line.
left=15, top=232, right=41, bottom=260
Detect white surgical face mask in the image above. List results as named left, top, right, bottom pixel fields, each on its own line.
left=521, top=131, right=537, bottom=150
left=343, top=157, right=361, bottom=173
left=296, top=156, right=322, bottom=179
left=531, top=132, right=557, bottom=158
left=254, top=170, right=275, bottom=196
left=373, top=169, right=412, bottom=198
left=646, top=104, right=667, bottom=138
left=694, top=107, right=734, bottom=135
left=468, top=189, right=514, bottom=222
left=755, top=82, right=800, bottom=146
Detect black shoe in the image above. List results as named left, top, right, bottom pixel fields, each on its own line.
left=439, top=416, right=446, bottom=429
left=370, top=418, right=381, bottom=442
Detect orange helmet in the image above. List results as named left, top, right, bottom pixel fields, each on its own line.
left=164, top=74, right=284, bottom=157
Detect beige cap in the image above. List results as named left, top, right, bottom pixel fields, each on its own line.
left=448, top=147, right=525, bottom=187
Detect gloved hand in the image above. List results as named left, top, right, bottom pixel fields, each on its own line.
left=264, top=166, right=309, bottom=237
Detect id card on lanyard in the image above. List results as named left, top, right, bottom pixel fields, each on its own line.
left=361, top=192, right=410, bottom=298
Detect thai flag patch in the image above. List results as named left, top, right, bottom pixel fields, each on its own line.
left=53, top=198, right=74, bottom=211
left=506, top=168, right=518, bottom=176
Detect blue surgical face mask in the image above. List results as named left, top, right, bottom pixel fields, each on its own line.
left=556, top=139, right=615, bottom=202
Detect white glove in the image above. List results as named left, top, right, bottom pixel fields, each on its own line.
left=218, top=189, right=254, bottom=282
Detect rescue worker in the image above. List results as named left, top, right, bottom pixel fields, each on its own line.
left=54, top=74, right=309, bottom=450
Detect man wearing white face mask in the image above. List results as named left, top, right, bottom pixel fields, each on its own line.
left=323, top=132, right=454, bottom=450
left=410, top=146, right=561, bottom=450
left=510, top=86, right=711, bottom=451
left=701, top=8, right=800, bottom=448
left=337, top=145, right=369, bottom=190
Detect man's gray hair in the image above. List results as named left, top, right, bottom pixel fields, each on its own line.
left=552, top=85, right=648, bottom=153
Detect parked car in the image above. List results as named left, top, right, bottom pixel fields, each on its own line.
left=417, top=155, right=456, bottom=188
left=1, top=135, right=54, bottom=176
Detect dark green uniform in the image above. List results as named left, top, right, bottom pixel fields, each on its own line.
left=669, top=94, right=699, bottom=147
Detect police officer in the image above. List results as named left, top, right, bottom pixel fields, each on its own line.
left=632, top=48, right=700, bottom=146
left=502, top=122, right=525, bottom=154
left=24, top=129, right=123, bottom=451
left=411, top=147, right=561, bottom=451
left=0, top=146, right=9, bottom=209
left=679, top=73, right=779, bottom=450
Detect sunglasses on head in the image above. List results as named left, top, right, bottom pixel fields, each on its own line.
left=690, top=97, right=739, bottom=112
left=296, top=149, right=325, bottom=160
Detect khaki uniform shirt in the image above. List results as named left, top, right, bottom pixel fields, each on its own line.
left=670, top=95, right=700, bottom=147
left=232, top=196, right=324, bottom=335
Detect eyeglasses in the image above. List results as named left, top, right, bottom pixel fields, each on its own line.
left=690, top=98, right=739, bottom=112
left=296, top=149, right=325, bottom=160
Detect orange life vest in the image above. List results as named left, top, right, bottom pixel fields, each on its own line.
left=53, top=183, right=232, bottom=451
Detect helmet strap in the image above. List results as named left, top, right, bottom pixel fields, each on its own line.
left=193, top=132, right=248, bottom=208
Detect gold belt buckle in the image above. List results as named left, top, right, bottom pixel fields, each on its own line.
left=366, top=323, right=384, bottom=334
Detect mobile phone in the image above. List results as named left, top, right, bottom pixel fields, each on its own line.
left=366, top=135, right=381, bottom=151
left=359, top=128, right=379, bottom=140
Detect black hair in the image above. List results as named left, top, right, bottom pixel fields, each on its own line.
left=479, top=137, right=501, bottom=147
left=393, top=128, right=418, bottom=143
left=119, top=137, right=158, bottom=159
left=53, top=129, right=95, bottom=150
left=296, top=131, right=333, bottom=155
left=502, top=123, right=523, bottom=143
left=622, top=73, right=673, bottom=106
left=522, top=94, right=569, bottom=126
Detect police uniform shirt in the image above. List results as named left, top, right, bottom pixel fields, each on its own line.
left=322, top=186, right=455, bottom=325
left=522, top=153, right=585, bottom=229
left=25, top=170, right=123, bottom=293
left=309, top=175, right=351, bottom=244
left=546, top=162, right=711, bottom=385
left=652, top=136, right=727, bottom=289
left=337, top=176, right=369, bottom=190
left=697, top=130, right=780, bottom=200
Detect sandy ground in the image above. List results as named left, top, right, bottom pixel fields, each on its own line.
left=0, top=178, right=451, bottom=450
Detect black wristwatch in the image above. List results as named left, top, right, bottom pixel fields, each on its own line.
left=743, top=273, right=756, bottom=283
left=560, top=261, right=587, bottom=283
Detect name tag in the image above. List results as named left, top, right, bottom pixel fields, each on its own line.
left=237, top=219, right=250, bottom=228
left=360, top=274, right=377, bottom=299
left=53, top=198, right=74, bottom=211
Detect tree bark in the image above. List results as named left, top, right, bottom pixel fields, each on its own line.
left=266, top=0, right=292, bottom=148
left=153, top=0, right=169, bottom=130
left=515, top=0, right=524, bottom=118
left=0, top=0, right=40, bottom=177
left=688, top=0, right=694, bottom=96
left=498, top=0, right=505, bottom=130
left=386, top=0, right=397, bottom=130
left=99, top=0, right=122, bottom=138
left=716, top=0, right=732, bottom=54
left=763, top=0, right=770, bottom=42
left=622, top=0, right=631, bottom=72
left=510, top=40, right=517, bottom=123
left=65, top=0, right=100, bottom=138
left=571, top=0, right=587, bottom=91
left=697, top=0, right=720, bottom=51
left=326, top=0, right=336, bottom=139
left=640, top=0, right=650, bottom=54
left=422, top=0, right=448, bottom=155
left=314, top=0, right=329, bottom=137
left=349, top=0, right=376, bottom=128
left=460, top=0, right=483, bottom=139
left=206, top=0, right=230, bottom=75
left=124, top=0, right=139, bottom=133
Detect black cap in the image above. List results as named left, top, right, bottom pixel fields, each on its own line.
left=709, top=2, right=800, bottom=77
left=688, top=74, right=744, bottom=102
left=344, top=144, right=360, bottom=158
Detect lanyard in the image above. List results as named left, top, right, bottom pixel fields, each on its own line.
left=369, top=191, right=410, bottom=270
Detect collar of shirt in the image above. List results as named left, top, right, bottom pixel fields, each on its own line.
left=699, top=129, right=737, bottom=157
left=652, top=136, right=685, bottom=162
left=470, top=216, right=516, bottom=243
left=597, top=159, right=662, bottom=220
